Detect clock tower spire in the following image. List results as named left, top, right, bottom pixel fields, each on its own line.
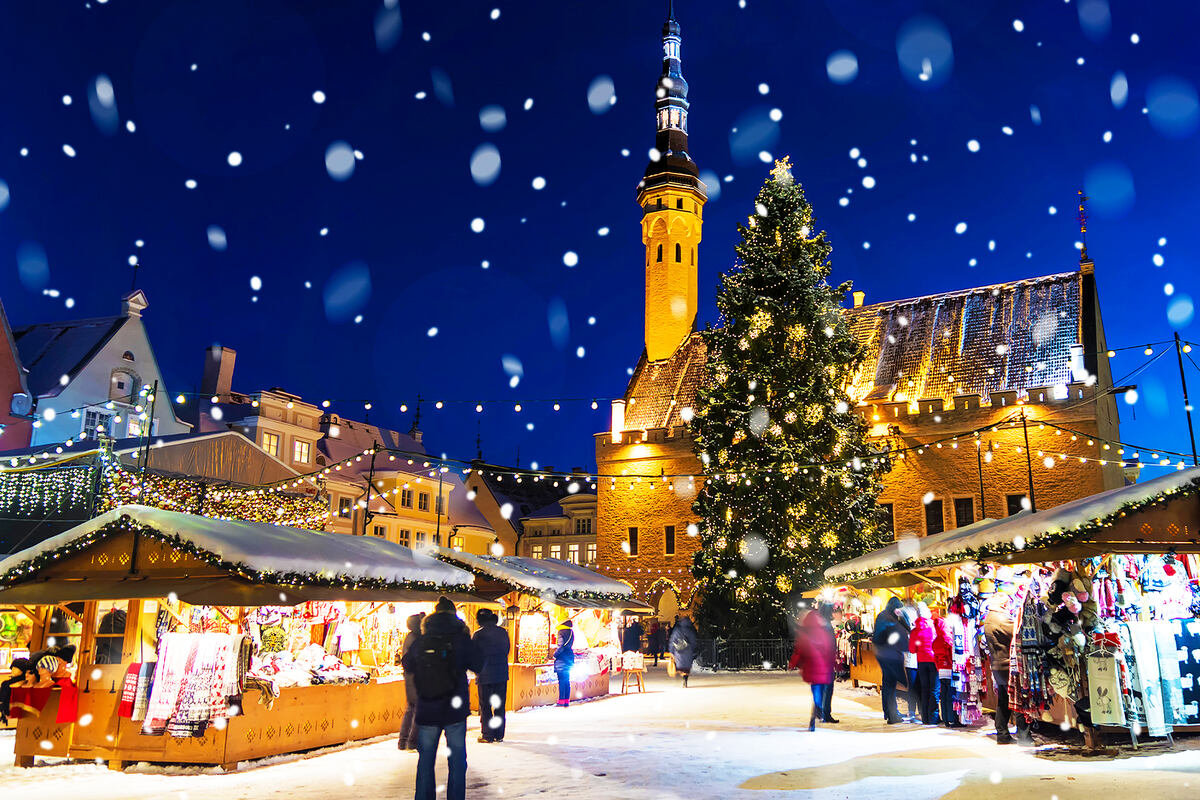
left=638, top=3, right=706, bottom=362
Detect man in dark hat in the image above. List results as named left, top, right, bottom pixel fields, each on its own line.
left=472, top=608, right=510, bottom=743
left=403, top=596, right=478, bottom=800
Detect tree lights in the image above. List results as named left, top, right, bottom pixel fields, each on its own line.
left=690, top=160, right=891, bottom=638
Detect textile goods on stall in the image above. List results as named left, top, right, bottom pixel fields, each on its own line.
left=142, top=632, right=246, bottom=737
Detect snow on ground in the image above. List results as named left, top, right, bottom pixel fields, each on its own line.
left=4, top=668, right=1200, bottom=799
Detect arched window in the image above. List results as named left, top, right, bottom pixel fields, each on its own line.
left=656, top=244, right=663, bottom=262
left=122, top=351, right=135, bottom=362
left=675, top=243, right=682, bottom=262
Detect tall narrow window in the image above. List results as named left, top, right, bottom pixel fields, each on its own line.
left=924, top=499, right=945, bottom=536
left=418, top=492, right=430, bottom=512
left=261, top=432, right=280, bottom=458
left=338, top=497, right=352, bottom=518
left=676, top=198, right=683, bottom=209
left=586, top=543, right=597, bottom=564
left=550, top=544, right=562, bottom=560
left=675, top=242, right=682, bottom=262
left=628, top=527, right=639, bottom=556
left=664, top=525, right=676, bottom=555
left=656, top=244, right=663, bottom=262
left=567, top=544, right=580, bottom=564
left=953, top=497, right=975, bottom=528
left=691, top=248, right=695, bottom=265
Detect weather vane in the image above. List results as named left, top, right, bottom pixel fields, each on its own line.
left=1077, top=189, right=1089, bottom=263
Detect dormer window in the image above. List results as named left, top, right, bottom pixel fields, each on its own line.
left=122, top=351, right=135, bottom=362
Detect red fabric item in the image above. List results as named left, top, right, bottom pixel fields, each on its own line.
left=931, top=618, right=953, bottom=671
left=117, top=663, right=141, bottom=718
left=788, top=612, right=835, bottom=684
left=908, top=617, right=936, bottom=663
left=8, top=679, right=78, bottom=724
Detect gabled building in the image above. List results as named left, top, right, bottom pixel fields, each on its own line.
left=519, top=492, right=598, bottom=566
left=593, top=8, right=1125, bottom=620
left=4, top=291, right=191, bottom=448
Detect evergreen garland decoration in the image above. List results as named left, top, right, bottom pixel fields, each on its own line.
left=825, top=476, right=1200, bottom=584
left=691, top=159, right=891, bottom=638
left=0, top=515, right=471, bottom=594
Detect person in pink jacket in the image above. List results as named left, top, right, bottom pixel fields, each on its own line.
left=907, top=601, right=937, bottom=724
left=789, top=604, right=836, bottom=731
left=932, top=615, right=960, bottom=727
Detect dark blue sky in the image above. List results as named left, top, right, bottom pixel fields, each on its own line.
left=2, top=0, right=1198, bottom=472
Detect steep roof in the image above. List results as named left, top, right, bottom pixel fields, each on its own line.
left=845, top=271, right=1084, bottom=404
left=11, top=315, right=126, bottom=398
left=616, top=270, right=1086, bottom=431
left=621, top=332, right=707, bottom=430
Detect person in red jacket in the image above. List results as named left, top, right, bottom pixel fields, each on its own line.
left=932, top=615, right=960, bottom=727
left=789, top=604, right=836, bottom=731
left=907, top=601, right=937, bottom=724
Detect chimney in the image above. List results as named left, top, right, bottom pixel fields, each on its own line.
left=610, top=399, right=626, bottom=443
left=852, top=291, right=865, bottom=308
left=201, top=345, right=237, bottom=398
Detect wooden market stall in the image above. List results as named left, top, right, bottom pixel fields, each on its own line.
left=436, top=549, right=653, bottom=710
left=0, top=504, right=475, bottom=770
left=823, top=468, right=1200, bottom=740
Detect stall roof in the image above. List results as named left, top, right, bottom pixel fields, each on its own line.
left=0, top=504, right=474, bottom=605
left=435, top=549, right=649, bottom=609
left=825, top=468, right=1200, bottom=584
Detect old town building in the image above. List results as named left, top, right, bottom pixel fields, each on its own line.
left=519, top=491, right=598, bottom=566
left=594, top=9, right=1125, bottom=620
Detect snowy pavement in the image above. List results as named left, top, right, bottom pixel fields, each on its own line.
left=4, top=669, right=1200, bottom=799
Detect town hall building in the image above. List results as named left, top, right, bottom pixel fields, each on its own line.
left=594, top=9, right=1125, bottom=621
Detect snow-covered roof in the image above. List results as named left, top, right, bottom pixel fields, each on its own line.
left=0, top=504, right=473, bottom=590
left=436, top=550, right=633, bottom=598
left=825, top=468, right=1200, bottom=583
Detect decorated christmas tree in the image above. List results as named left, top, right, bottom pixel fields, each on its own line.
left=691, top=158, right=891, bottom=639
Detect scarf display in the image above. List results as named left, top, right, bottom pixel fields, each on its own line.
left=1174, top=617, right=1200, bottom=724
left=1121, top=622, right=1169, bottom=737
left=141, top=632, right=245, bottom=737
left=1009, top=588, right=1050, bottom=716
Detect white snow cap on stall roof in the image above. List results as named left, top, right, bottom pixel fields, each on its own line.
left=436, top=549, right=634, bottom=597
left=0, top=504, right=473, bottom=589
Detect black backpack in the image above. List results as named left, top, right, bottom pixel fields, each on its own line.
left=411, top=633, right=457, bottom=700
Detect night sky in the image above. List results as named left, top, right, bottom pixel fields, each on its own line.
left=2, top=0, right=1198, bottom=473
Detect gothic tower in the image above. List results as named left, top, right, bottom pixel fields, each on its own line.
left=638, top=4, right=706, bottom=363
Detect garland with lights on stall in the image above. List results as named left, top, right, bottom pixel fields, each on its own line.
left=825, top=475, right=1200, bottom=585
left=0, top=513, right=472, bottom=594
left=433, top=550, right=638, bottom=605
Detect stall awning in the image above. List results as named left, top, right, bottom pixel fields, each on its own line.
left=435, top=550, right=642, bottom=607
left=824, top=469, right=1200, bottom=586
left=0, top=504, right=475, bottom=605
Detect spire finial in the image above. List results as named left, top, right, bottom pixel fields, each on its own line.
left=1077, top=189, right=1090, bottom=263
left=668, top=0, right=675, bottom=20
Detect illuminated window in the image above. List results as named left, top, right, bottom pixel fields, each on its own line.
left=567, top=544, right=580, bottom=564
left=401, top=488, right=413, bottom=508
left=450, top=535, right=465, bottom=550
left=262, top=432, right=279, bottom=457
left=83, top=408, right=113, bottom=437
left=418, top=492, right=430, bottom=511
left=293, top=440, right=310, bottom=463
left=550, top=544, right=562, bottom=560
left=665, top=525, right=675, bottom=555
left=532, top=545, right=544, bottom=558
left=127, top=416, right=143, bottom=438
left=586, top=543, right=597, bottom=564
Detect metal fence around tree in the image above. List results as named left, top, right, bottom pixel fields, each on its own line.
left=692, top=638, right=792, bottom=671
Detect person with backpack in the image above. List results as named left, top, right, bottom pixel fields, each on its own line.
left=471, top=608, right=510, bottom=743
left=402, top=596, right=478, bottom=800
left=668, top=616, right=698, bottom=687
left=553, top=620, right=575, bottom=707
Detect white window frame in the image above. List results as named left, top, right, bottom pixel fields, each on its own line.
left=293, top=439, right=311, bottom=464
left=262, top=431, right=280, bottom=458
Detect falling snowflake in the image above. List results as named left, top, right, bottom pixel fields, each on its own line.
left=227, top=151, right=243, bottom=167
left=470, top=217, right=485, bottom=233
left=312, top=90, right=326, bottom=104
left=563, top=251, right=578, bottom=267
left=966, top=139, right=980, bottom=152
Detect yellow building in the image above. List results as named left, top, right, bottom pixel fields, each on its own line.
left=594, top=9, right=1125, bottom=621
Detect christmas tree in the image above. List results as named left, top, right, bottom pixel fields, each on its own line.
left=691, top=158, right=890, bottom=639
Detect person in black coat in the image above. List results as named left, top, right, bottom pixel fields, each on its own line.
left=401, top=596, right=479, bottom=800
left=668, top=616, right=698, bottom=687
left=648, top=622, right=666, bottom=667
left=554, top=620, right=575, bottom=707
left=472, top=608, right=510, bottom=743
left=397, top=612, right=425, bottom=751
left=622, top=618, right=644, bottom=654
left=872, top=596, right=910, bottom=724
